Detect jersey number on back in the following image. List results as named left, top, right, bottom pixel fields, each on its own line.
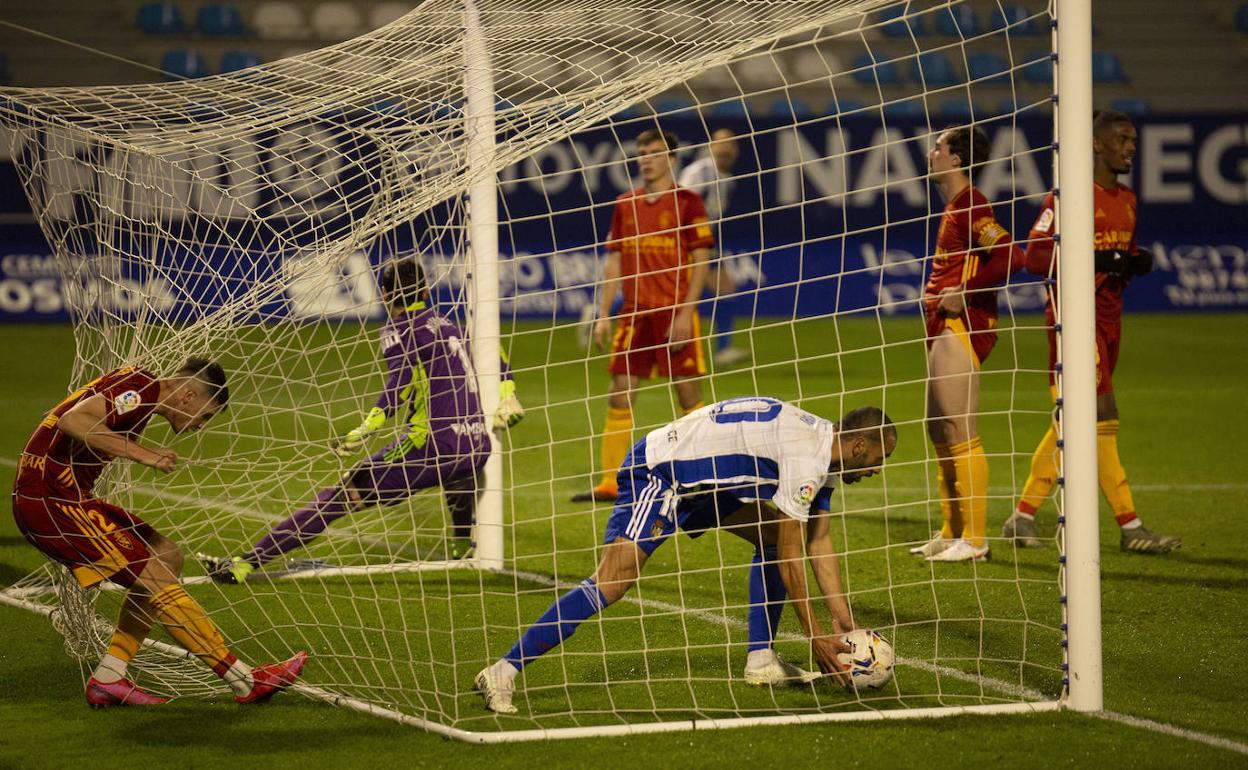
left=710, top=397, right=783, bottom=424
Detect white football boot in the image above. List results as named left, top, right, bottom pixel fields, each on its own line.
left=909, top=532, right=956, bottom=558
left=926, top=538, right=991, bottom=562
left=474, top=662, right=518, bottom=714
left=744, top=650, right=821, bottom=686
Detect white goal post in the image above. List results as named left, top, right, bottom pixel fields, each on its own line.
left=0, top=0, right=1101, bottom=740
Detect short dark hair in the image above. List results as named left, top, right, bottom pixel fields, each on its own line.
left=381, top=257, right=427, bottom=308
left=943, top=124, right=991, bottom=175
left=1093, top=108, right=1133, bottom=136
left=178, top=357, right=228, bottom=407
left=636, top=128, right=678, bottom=155
left=839, top=406, right=897, bottom=449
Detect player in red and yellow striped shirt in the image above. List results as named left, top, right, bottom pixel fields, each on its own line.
left=574, top=128, right=714, bottom=503
left=913, top=125, right=1025, bottom=562
left=12, top=360, right=306, bottom=706
left=1003, top=110, right=1180, bottom=554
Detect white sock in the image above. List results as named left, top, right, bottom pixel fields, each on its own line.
left=490, top=659, right=519, bottom=682
left=746, top=649, right=776, bottom=669
left=1121, top=518, right=1143, bottom=531
left=222, top=659, right=255, bottom=697
left=1015, top=508, right=1035, bottom=519
left=92, top=654, right=128, bottom=684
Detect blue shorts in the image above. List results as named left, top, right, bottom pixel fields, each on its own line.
left=602, top=442, right=746, bottom=556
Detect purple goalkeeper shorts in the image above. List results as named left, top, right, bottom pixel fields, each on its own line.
left=348, top=433, right=488, bottom=506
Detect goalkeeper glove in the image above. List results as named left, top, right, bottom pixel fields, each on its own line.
left=493, top=380, right=525, bottom=431
left=1125, top=247, right=1154, bottom=276
left=334, top=406, right=388, bottom=457
left=1093, top=250, right=1127, bottom=275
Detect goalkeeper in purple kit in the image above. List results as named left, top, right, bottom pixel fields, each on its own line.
left=199, top=258, right=523, bottom=583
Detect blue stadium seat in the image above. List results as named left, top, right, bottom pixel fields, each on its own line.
left=197, top=3, right=246, bottom=36
left=833, top=98, right=867, bottom=117
left=653, top=97, right=694, bottom=115
left=764, top=97, right=815, bottom=118
left=967, top=52, right=1010, bottom=84
left=852, top=53, right=903, bottom=86
left=1020, top=52, right=1053, bottom=84
left=879, top=4, right=925, bottom=38
left=910, top=51, right=959, bottom=86
left=992, top=4, right=1042, bottom=35
left=220, top=50, right=262, bottom=73
left=136, top=2, right=187, bottom=35
left=0, top=54, right=9, bottom=86
left=1236, top=3, right=1248, bottom=32
left=938, top=98, right=976, bottom=120
left=1110, top=97, right=1150, bottom=116
left=934, top=5, right=979, bottom=37
left=160, top=49, right=209, bottom=80
left=882, top=99, right=924, bottom=119
left=1092, top=51, right=1127, bottom=83
left=708, top=101, right=749, bottom=119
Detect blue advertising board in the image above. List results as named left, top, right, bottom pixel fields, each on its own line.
left=1, top=113, right=1244, bottom=322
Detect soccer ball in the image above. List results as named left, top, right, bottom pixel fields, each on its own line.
left=836, top=628, right=895, bottom=689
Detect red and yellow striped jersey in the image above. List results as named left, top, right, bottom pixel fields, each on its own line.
left=924, top=185, right=1019, bottom=321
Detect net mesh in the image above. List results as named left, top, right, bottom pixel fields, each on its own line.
left=1, top=0, right=1065, bottom=737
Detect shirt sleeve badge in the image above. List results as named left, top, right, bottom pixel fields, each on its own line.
left=113, top=390, right=142, bottom=415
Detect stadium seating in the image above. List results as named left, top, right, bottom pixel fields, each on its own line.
left=136, top=2, right=187, bottom=35
left=254, top=2, right=307, bottom=39
left=0, top=55, right=9, bottom=86
left=160, top=49, right=209, bottom=80
left=882, top=99, right=924, bottom=119
left=196, top=4, right=247, bottom=36
left=311, top=2, right=364, bottom=40
left=369, top=2, right=410, bottom=31
left=879, top=4, right=924, bottom=38
left=708, top=101, right=749, bottom=119
left=220, top=50, right=263, bottom=73
left=832, top=98, right=867, bottom=116
left=1020, top=52, right=1053, bottom=84
left=967, top=52, right=1010, bottom=84
left=653, top=97, right=694, bottom=115
left=1236, top=3, right=1248, bottom=32
left=852, top=53, right=903, bottom=86
left=768, top=97, right=815, bottom=118
left=1092, top=51, right=1127, bottom=83
left=934, top=5, right=980, bottom=37
left=992, top=4, right=1042, bottom=36
left=938, top=97, right=976, bottom=119
left=910, top=51, right=959, bottom=87
left=1110, top=97, right=1150, bottom=116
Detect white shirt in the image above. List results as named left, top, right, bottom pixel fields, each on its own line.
left=642, top=397, right=838, bottom=522
left=678, top=156, right=734, bottom=220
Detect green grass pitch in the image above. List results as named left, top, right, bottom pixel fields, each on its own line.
left=2, top=313, right=1247, bottom=768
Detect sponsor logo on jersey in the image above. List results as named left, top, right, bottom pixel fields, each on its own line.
left=113, top=391, right=142, bottom=415
left=1035, top=208, right=1054, bottom=234
left=795, top=482, right=816, bottom=506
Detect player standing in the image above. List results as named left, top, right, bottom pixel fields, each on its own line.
left=200, top=258, right=523, bottom=583
left=1002, top=109, right=1180, bottom=554
left=476, top=398, right=896, bottom=713
left=11, top=359, right=306, bottom=707
left=911, top=125, right=1025, bottom=562
left=574, top=128, right=714, bottom=503
left=678, top=127, right=747, bottom=366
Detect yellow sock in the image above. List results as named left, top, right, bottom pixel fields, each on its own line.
left=1018, top=423, right=1060, bottom=515
left=106, top=627, right=141, bottom=664
left=951, top=437, right=988, bottom=547
left=933, top=442, right=960, bottom=539
left=1097, top=420, right=1138, bottom=526
left=148, top=584, right=237, bottom=676
left=682, top=401, right=705, bottom=415
left=598, top=406, right=634, bottom=491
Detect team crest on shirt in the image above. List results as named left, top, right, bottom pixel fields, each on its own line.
left=795, top=482, right=816, bottom=506
left=652, top=518, right=666, bottom=539
left=658, top=211, right=673, bottom=229
left=113, top=391, right=142, bottom=415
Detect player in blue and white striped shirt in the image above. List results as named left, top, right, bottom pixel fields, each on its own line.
left=475, top=397, right=896, bottom=713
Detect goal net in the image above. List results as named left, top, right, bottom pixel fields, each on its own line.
left=0, top=0, right=1085, bottom=740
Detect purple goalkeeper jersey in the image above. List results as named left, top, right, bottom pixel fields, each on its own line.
left=375, top=305, right=491, bottom=458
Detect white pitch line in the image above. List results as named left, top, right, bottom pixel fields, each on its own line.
left=4, top=458, right=1244, bottom=754
left=1095, top=710, right=1248, bottom=756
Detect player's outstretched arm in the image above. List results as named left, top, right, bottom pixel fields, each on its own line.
left=807, top=510, right=854, bottom=635
left=775, top=515, right=851, bottom=686
left=58, top=394, right=175, bottom=472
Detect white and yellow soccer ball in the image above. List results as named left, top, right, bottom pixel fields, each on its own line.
left=836, top=628, right=895, bottom=689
